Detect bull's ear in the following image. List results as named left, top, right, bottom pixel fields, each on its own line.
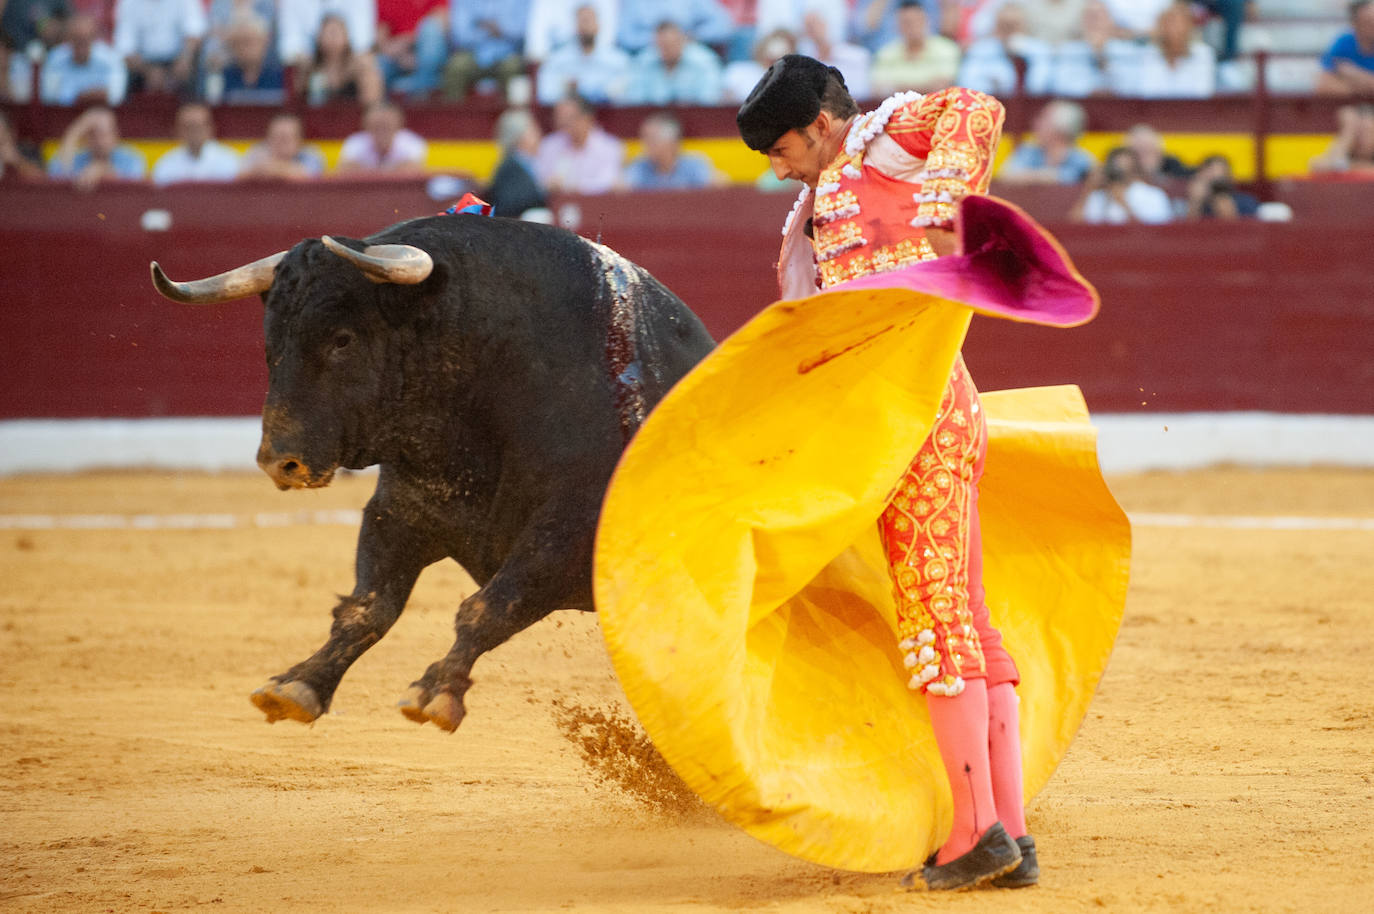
left=374, top=262, right=448, bottom=327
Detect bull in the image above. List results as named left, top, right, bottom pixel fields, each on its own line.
left=151, top=213, right=715, bottom=731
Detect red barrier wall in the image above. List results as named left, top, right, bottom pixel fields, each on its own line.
left=2, top=182, right=1372, bottom=419
left=3, top=94, right=1351, bottom=144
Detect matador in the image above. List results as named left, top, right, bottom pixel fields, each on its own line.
left=736, top=54, right=1034, bottom=891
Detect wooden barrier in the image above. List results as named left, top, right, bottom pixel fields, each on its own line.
left=2, top=183, right=1371, bottom=419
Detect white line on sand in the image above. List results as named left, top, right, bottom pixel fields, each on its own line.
left=0, top=510, right=364, bottom=530
left=1128, top=513, right=1374, bottom=531
left=1, top=512, right=1372, bottom=532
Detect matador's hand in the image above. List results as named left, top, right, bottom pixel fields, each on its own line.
left=925, top=226, right=960, bottom=258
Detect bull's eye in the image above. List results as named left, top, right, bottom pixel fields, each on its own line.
left=331, top=331, right=354, bottom=351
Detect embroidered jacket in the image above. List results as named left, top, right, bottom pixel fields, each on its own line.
left=777, top=87, right=1005, bottom=298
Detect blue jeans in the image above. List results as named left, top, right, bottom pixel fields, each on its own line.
left=382, top=17, right=449, bottom=94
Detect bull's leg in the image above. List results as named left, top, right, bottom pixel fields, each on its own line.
left=398, top=511, right=592, bottom=732
left=251, top=497, right=442, bottom=724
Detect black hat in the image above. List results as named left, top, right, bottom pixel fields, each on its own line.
left=736, top=54, right=845, bottom=152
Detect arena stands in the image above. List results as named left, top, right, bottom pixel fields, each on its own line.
left=2, top=0, right=1372, bottom=471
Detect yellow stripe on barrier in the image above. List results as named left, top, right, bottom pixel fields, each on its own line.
left=40, top=133, right=1334, bottom=183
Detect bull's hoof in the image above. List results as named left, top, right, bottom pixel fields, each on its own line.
left=396, top=687, right=465, bottom=732
left=397, top=686, right=430, bottom=724
left=250, top=680, right=323, bottom=724
left=422, top=693, right=465, bottom=732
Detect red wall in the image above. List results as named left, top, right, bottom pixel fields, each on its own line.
left=2, top=182, right=1371, bottom=419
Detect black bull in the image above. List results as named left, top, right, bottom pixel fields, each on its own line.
left=151, top=214, right=715, bottom=731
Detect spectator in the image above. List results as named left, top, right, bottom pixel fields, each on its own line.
left=956, top=2, right=1053, bottom=96
left=277, top=0, right=375, bottom=71
left=151, top=103, right=240, bottom=186
left=755, top=1, right=846, bottom=52
left=1042, top=0, right=1137, bottom=97
left=536, top=3, right=631, bottom=106
left=47, top=105, right=146, bottom=190
left=941, top=0, right=1019, bottom=46
left=1125, top=123, right=1192, bottom=181
left=1069, top=146, right=1173, bottom=224
left=301, top=13, right=383, bottom=106
left=40, top=13, right=127, bottom=105
left=375, top=0, right=447, bottom=96
left=201, top=0, right=277, bottom=72
left=208, top=12, right=285, bottom=104
left=337, top=100, right=427, bottom=174
left=870, top=0, right=960, bottom=95
left=850, top=0, right=941, bottom=54
left=442, top=0, right=528, bottom=101
left=526, top=0, right=619, bottom=63
left=239, top=112, right=325, bottom=180
left=1126, top=1, right=1215, bottom=98
left=1310, top=103, right=1374, bottom=175
left=3, top=0, right=69, bottom=99
left=1194, top=0, right=1250, bottom=63
left=533, top=94, right=624, bottom=194
left=620, top=112, right=725, bottom=190
left=2, top=0, right=69, bottom=57
left=617, top=2, right=735, bottom=55
left=1316, top=0, right=1374, bottom=97
left=723, top=28, right=795, bottom=104
left=1100, top=0, right=1171, bottom=39
left=798, top=9, right=871, bottom=99
left=718, top=0, right=756, bottom=63
left=112, top=0, right=207, bottom=94
left=0, top=110, right=46, bottom=181
left=997, top=99, right=1095, bottom=185
left=1182, top=153, right=1257, bottom=220
left=1020, top=0, right=1087, bottom=45
left=624, top=20, right=725, bottom=105
left=485, top=107, right=547, bottom=218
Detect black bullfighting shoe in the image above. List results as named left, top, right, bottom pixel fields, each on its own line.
left=990, top=834, right=1039, bottom=888
left=907, top=821, right=1022, bottom=891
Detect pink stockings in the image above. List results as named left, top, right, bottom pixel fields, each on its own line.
left=986, top=681, right=1027, bottom=840
left=926, top=678, right=1027, bottom=863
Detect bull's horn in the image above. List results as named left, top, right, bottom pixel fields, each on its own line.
left=321, top=236, right=434, bottom=285
left=150, top=251, right=287, bottom=304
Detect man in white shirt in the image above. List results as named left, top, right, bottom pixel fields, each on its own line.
left=151, top=103, right=242, bottom=186
left=533, top=94, right=624, bottom=194
left=1042, top=0, right=1139, bottom=97
left=337, top=100, right=427, bottom=174
left=40, top=13, right=128, bottom=105
left=112, top=0, right=207, bottom=93
left=1129, top=1, right=1215, bottom=98
left=525, top=0, right=619, bottom=63
left=956, top=2, right=1052, bottom=96
left=535, top=4, right=630, bottom=106
left=1070, top=146, right=1174, bottom=224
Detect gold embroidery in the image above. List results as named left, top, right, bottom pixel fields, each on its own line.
left=879, top=360, right=988, bottom=692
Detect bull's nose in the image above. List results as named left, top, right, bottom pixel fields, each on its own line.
left=258, top=453, right=311, bottom=490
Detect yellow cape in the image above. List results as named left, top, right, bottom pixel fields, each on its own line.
left=594, top=278, right=1131, bottom=873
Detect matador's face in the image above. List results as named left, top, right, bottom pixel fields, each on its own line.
left=766, top=123, right=828, bottom=188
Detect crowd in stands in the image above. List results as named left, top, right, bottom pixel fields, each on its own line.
left=2, top=0, right=1370, bottom=108
left=2, top=0, right=1372, bottom=207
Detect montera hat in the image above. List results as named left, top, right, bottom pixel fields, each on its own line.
left=736, top=54, right=845, bottom=152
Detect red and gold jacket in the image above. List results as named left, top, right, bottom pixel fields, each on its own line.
left=777, top=87, right=1005, bottom=298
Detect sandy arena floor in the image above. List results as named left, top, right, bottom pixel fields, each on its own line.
left=1, top=468, right=1372, bottom=913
